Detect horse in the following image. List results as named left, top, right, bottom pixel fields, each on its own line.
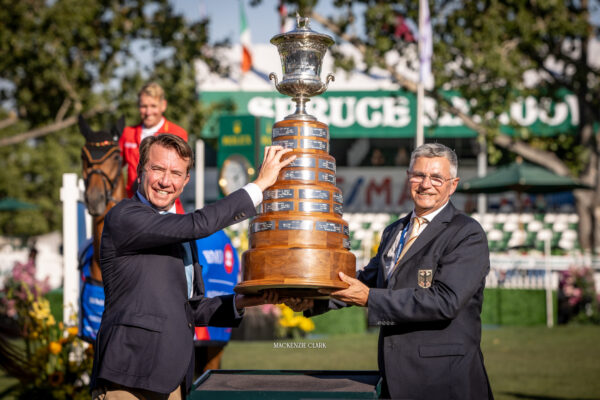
left=78, top=115, right=126, bottom=282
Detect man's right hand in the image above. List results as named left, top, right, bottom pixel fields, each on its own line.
left=252, top=146, right=295, bottom=191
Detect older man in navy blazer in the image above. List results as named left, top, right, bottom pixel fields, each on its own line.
left=91, top=134, right=294, bottom=399
left=289, top=143, right=493, bottom=400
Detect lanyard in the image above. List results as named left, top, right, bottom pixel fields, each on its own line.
left=393, top=222, right=411, bottom=265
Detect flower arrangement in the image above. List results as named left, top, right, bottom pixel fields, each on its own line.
left=276, top=304, right=315, bottom=339
left=558, top=265, right=600, bottom=325
left=0, top=254, right=93, bottom=399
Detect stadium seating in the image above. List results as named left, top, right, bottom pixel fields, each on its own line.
left=224, top=212, right=581, bottom=269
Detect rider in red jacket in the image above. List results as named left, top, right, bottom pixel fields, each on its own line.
left=119, top=82, right=188, bottom=213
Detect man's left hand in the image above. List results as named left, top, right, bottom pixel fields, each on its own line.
left=330, top=272, right=369, bottom=307
left=235, top=290, right=279, bottom=309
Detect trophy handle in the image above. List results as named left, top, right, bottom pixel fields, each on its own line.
left=314, top=73, right=335, bottom=96
left=324, top=73, right=335, bottom=90
left=269, top=72, right=280, bottom=91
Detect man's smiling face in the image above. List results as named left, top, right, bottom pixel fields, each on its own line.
left=138, top=143, right=190, bottom=211
left=409, top=156, right=459, bottom=216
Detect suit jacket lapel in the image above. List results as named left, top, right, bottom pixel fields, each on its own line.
left=381, top=214, right=411, bottom=286
left=389, top=203, right=457, bottom=284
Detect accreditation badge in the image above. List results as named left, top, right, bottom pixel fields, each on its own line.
left=417, top=269, right=433, bottom=288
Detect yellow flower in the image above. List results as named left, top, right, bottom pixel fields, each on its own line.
left=299, top=317, right=315, bottom=332
left=49, top=341, right=62, bottom=355
left=29, top=299, right=52, bottom=321
left=67, top=326, right=78, bottom=336
left=280, top=305, right=294, bottom=319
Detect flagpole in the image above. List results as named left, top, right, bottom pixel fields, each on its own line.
left=416, top=83, right=425, bottom=148
left=415, top=0, right=425, bottom=148
left=416, top=0, right=432, bottom=148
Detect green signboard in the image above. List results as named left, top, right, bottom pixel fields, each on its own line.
left=201, top=90, right=579, bottom=139
left=217, top=115, right=273, bottom=197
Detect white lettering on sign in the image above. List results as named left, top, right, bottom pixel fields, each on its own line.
left=202, top=249, right=223, bottom=264
left=329, top=97, right=356, bottom=127
left=245, top=94, right=578, bottom=130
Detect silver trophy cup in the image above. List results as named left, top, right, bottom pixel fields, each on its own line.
left=269, top=14, right=335, bottom=121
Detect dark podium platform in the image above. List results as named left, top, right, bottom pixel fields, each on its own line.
left=189, top=370, right=381, bottom=399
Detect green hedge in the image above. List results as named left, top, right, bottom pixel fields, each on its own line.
left=482, top=288, right=557, bottom=326
left=309, top=288, right=558, bottom=334
left=310, top=306, right=367, bottom=335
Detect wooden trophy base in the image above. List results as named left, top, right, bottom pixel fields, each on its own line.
left=238, top=118, right=356, bottom=299
left=235, top=247, right=356, bottom=299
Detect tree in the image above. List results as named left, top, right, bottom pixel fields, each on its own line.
left=274, top=0, right=600, bottom=252
left=0, top=0, right=227, bottom=236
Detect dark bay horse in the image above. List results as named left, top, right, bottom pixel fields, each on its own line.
left=78, top=115, right=126, bottom=282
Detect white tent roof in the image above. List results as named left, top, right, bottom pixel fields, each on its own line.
left=195, top=43, right=416, bottom=92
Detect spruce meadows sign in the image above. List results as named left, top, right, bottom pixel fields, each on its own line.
left=200, top=90, right=579, bottom=139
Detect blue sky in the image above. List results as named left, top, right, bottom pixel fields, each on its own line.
left=170, top=0, right=348, bottom=44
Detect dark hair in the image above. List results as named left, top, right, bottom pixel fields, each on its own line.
left=409, top=143, right=458, bottom=178
left=137, top=134, right=193, bottom=177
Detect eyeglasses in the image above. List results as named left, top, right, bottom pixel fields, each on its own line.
left=408, top=172, right=455, bottom=187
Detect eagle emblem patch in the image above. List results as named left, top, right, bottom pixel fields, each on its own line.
left=418, top=269, right=433, bottom=288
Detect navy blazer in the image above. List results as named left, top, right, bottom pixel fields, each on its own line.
left=310, top=202, right=493, bottom=400
left=91, top=189, right=256, bottom=394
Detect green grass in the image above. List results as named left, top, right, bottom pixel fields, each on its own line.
left=221, top=325, right=600, bottom=400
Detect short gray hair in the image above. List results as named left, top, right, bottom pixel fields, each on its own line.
left=409, top=143, right=458, bottom=178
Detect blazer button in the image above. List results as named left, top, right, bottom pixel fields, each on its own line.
left=188, top=323, right=193, bottom=328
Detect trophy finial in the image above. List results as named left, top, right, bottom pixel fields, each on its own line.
left=295, top=12, right=310, bottom=29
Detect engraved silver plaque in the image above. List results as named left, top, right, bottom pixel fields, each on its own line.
left=344, top=225, right=350, bottom=236
left=302, top=126, right=328, bottom=139
left=289, top=157, right=316, bottom=168
left=318, top=172, right=336, bottom=184
left=318, top=159, right=336, bottom=171
left=333, top=204, right=343, bottom=215
left=299, top=202, right=330, bottom=212
left=264, top=189, right=295, bottom=200
left=251, top=221, right=275, bottom=233
left=278, top=220, right=314, bottom=231
left=315, top=221, right=342, bottom=233
left=299, top=188, right=330, bottom=200
left=264, top=201, right=294, bottom=212
left=343, top=238, right=351, bottom=249
left=283, top=170, right=315, bottom=181
left=301, top=139, right=327, bottom=151
left=272, top=126, right=299, bottom=138
left=333, top=192, right=343, bottom=203
left=273, top=139, right=297, bottom=149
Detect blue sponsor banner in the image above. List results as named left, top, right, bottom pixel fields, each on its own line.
left=194, top=230, right=240, bottom=343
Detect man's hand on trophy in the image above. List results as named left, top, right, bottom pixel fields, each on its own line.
left=235, top=289, right=281, bottom=310
left=329, top=272, right=369, bottom=307
left=283, top=297, right=314, bottom=312
left=253, top=145, right=296, bottom=191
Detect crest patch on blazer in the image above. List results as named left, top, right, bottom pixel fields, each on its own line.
left=418, top=269, right=433, bottom=288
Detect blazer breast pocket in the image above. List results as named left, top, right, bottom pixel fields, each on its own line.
left=104, top=313, right=166, bottom=377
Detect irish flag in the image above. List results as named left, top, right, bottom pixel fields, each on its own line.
left=240, top=0, right=252, bottom=73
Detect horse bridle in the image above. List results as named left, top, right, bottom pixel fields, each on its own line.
left=81, top=141, right=122, bottom=215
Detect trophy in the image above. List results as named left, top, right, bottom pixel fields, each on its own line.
left=235, top=15, right=356, bottom=298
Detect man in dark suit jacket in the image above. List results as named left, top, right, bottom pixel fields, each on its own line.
left=91, top=134, right=294, bottom=399
left=289, top=143, right=493, bottom=400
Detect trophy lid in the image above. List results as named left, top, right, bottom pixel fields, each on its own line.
left=270, top=14, right=334, bottom=48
